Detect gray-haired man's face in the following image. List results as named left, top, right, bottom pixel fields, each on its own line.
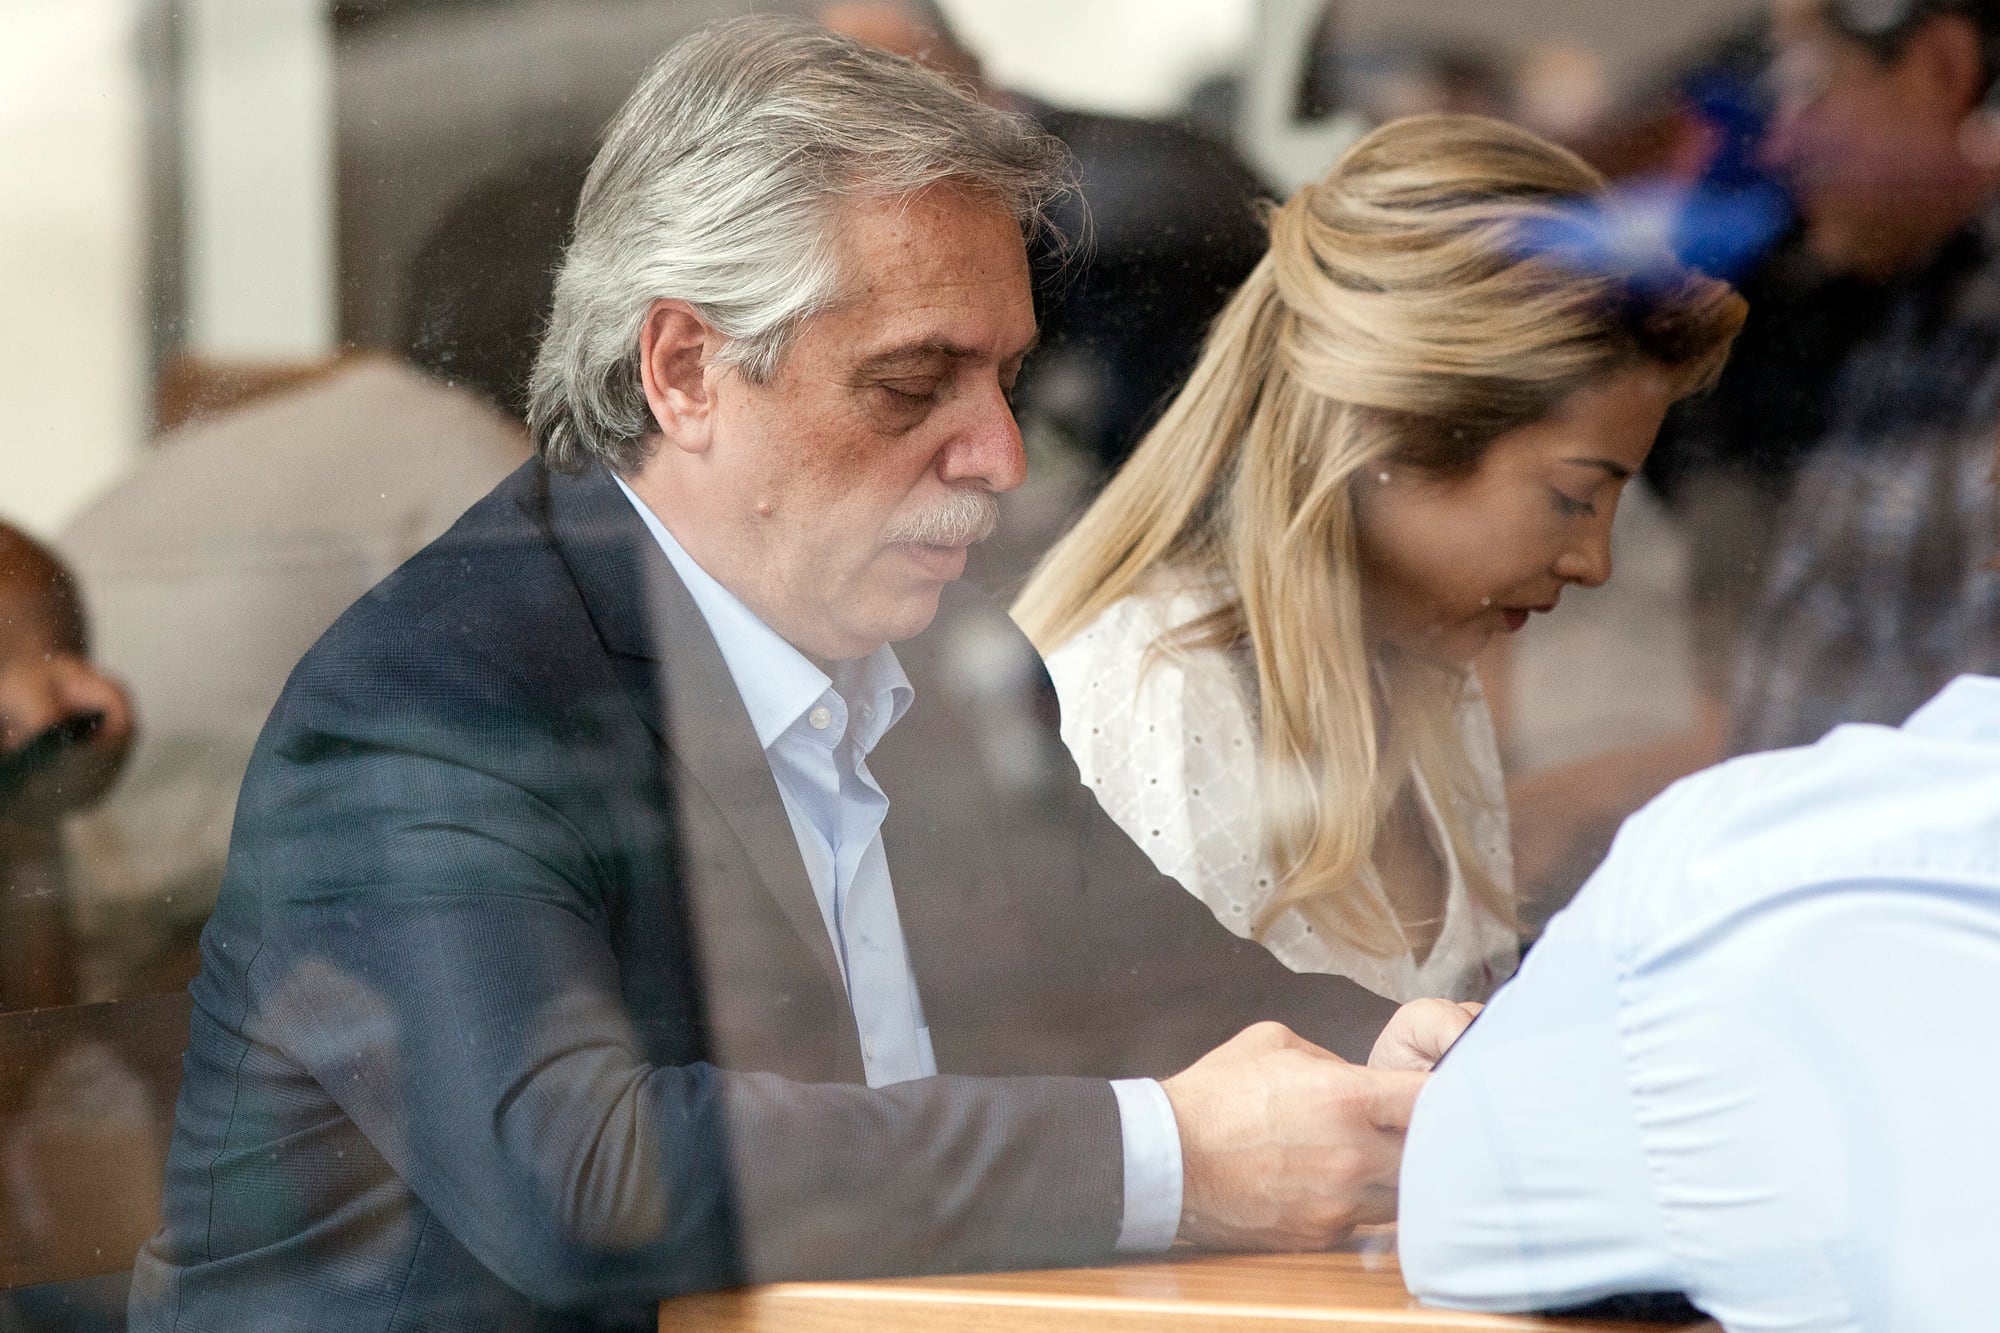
left=654, top=187, right=1037, bottom=661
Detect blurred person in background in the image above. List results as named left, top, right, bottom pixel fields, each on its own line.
left=1727, top=0, right=2000, bottom=753
left=0, top=525, right=134, bottom=1011
left=1012, top=115, right=1744, bottom=1003
left=132, top=23, right=1472, bottom=1329
left=50, top=155, right=560, bottom=998
left=1502, top=0, right=2000, bottom=911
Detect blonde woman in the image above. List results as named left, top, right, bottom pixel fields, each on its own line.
left=1013, top=116, right=1744, bottom=1002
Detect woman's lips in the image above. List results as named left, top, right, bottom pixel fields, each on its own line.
left=1498, top=601, right=1558, bottom=633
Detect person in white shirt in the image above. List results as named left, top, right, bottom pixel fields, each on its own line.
left=1399, top=671, right=2000, bottom=1331
left=1012, top=115, right=1744, bottom=1003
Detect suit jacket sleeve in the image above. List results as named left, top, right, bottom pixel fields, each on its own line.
left=234, top=614, right=1125, bottom=1308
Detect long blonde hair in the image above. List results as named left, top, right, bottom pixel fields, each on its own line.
left=1013, top=115, right=1745, bottom=956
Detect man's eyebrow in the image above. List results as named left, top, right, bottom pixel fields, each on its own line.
left=1561, top=456, right=1635, bottom=481
left=855, top=334, right=1040, bottom=374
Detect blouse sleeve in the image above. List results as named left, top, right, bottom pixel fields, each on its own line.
left=1045, top=602, right=1269, bottom=941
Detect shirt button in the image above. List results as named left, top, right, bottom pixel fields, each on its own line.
left=808, top=706, right=833, bottom=730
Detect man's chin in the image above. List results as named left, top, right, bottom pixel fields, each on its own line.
left=880, top=584, right=949, bottom=645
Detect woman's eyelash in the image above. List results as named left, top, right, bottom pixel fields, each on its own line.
left=1550, top=489, right=1597, bottom=517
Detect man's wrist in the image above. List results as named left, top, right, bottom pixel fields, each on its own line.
left=1109, top=1077, right=1183, bottom=1253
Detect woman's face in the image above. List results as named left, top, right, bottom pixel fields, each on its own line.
left=1353, top=363, right=1674, bottom=665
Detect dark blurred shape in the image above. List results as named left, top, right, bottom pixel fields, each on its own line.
left=0, top=713, right=107, bottom=807
left=1651, top=239, right=1888, bottom=505
left=1026, top=106, right=1271, bottom=469
left=401, top=146, right=594, bottom=423
left=1182, top=72, right=1242, bottom=149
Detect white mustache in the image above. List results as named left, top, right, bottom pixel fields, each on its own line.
left=881, top=488, right=1000, bottom=547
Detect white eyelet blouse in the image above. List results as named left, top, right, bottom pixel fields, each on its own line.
left=1042, top=571, right=1520, bottom=1003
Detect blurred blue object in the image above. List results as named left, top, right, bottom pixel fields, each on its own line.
left=1663, top=178, right=1794, bottom=281
left=1512, top=178, right=1791, bottom=288
left=1515, top=47, right=1796, bottom=285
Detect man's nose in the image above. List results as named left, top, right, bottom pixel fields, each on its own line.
left=1554, top=521, right=1613, bottom=589
left=938, top=382, right=1027, bottom=494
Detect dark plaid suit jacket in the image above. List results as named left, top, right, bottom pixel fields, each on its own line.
left=130, top=460, right=1396, bottom=1332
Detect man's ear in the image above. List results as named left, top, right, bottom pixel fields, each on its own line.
left=1901, top=12, right=1987, bottom=123
left=638, top=299, right=724, bottom=454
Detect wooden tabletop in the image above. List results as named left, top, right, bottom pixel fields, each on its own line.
left=660, top=1231, right=1719, bottom=1331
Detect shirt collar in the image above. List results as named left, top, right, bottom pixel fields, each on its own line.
left=614, top=475, right=911, bottom=753
left=1901, top=674, right=2000, bottom=747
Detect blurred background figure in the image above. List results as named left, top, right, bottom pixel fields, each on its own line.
left=1728, top=0, right=2000, bottom=751
left=0, top=525, right=134, bottom=1012
left=55, top=361, right=528, bottom=999
left=51, top=140, right=576, bottom=997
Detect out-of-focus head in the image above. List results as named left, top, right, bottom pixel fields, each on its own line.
left=530, top=17, right=1068, bottom=659
left=1766, top=0, right=2000, bottom=277
left=813, top=0, right=983, bottom=86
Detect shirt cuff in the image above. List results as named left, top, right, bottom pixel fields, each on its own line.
left=1109, top=1077, right=1183, bottom=1253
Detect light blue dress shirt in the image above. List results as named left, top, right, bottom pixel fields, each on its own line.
left=616, top=479, right=1181, bottom=1251
left=1400, top=675, right=2000, bottom=1331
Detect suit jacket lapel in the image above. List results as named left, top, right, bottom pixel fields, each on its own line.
left=541, top=463, right=852, bottom=1007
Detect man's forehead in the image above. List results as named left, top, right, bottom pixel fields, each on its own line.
left=812, top=190, right=1038, bottom=361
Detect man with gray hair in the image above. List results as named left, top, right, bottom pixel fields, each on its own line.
left=133, top=19, right=1461, bottom=1330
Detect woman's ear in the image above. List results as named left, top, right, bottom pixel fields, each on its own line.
left=638, top=299, right=723, bottom=455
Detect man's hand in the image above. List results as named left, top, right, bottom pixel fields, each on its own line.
left=1160, top=1021, right=1425, bottom=1251
left=1368, top=998, right=1480, bottom=1073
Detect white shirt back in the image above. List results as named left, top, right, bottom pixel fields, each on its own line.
left=1400, top=674, right=2000, bottom=1332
